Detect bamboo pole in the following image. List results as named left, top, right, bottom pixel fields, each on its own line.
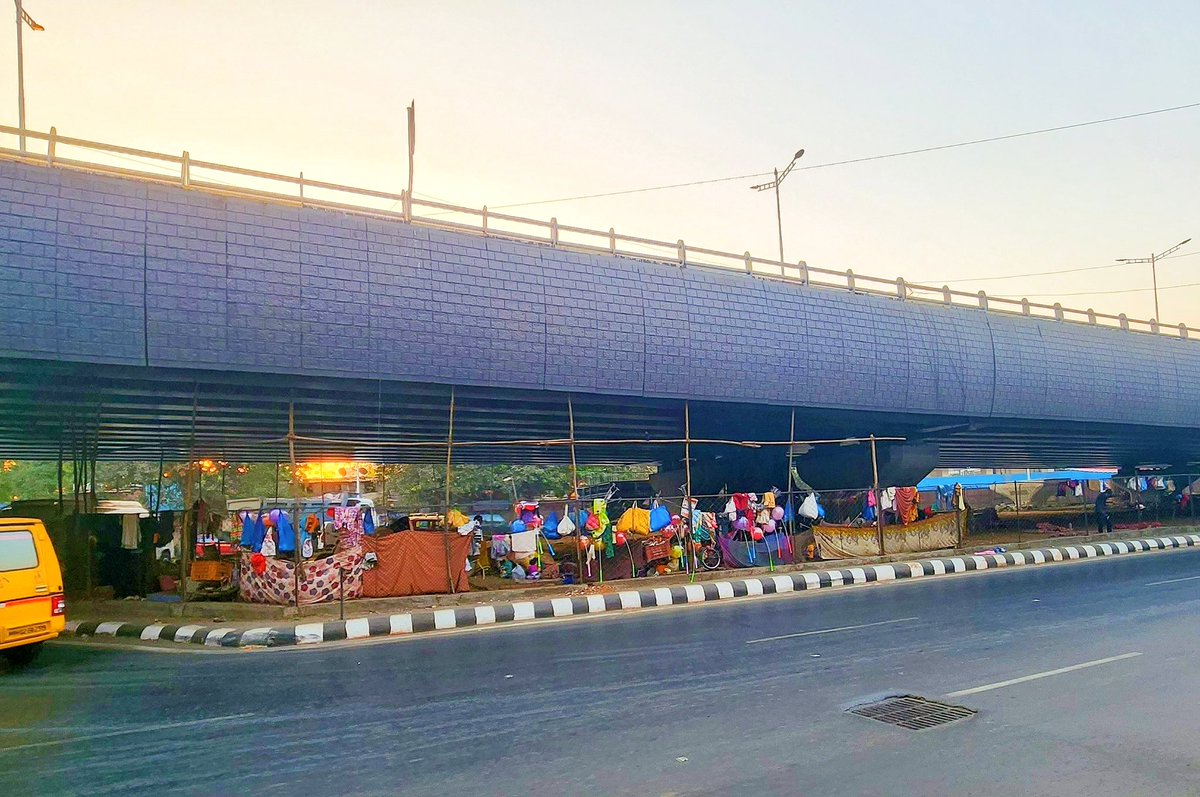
left=568, top=396, right=583, bottom=583
left=181, top=392, right=197, bottom=611
left=787, top=408, right=796, bottom=560
left=285, top=433, right=907, bottom=449
left=685, top=402, right=696, bottom=582
left=288, top=402, right=303, bottom=613
left=870, top=434, right=884, bottom=556
left=442, top=388, right=457, bottom=594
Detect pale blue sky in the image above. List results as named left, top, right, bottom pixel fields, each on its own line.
left=4, top=1, right=1198, bottom=321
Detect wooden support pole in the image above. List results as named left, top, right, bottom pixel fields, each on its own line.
left=870, top=434, right=884, bottom=556
left=787, top=408, right=796, bottom=559
left=288, top=401, right=303, bottom=613
left=181, top=392, right=197, bottom=611
left=443, top=387, right=457, bottom=594
left=568, top=396, right=583, bottom=583
left=685, top=402, right=696, bottom=580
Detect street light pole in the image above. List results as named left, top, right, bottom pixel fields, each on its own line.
left=13, top=0, right=44, bottom=153
left=1117, top=238, right=1192, bottom=322
left=751, top=148, right=805, bottom=263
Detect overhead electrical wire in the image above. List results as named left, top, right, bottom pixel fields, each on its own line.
left=996, top=278, right=1200, bottom=299
left=483, top=100, right=1200, bottom=211
left=931, top=250, right=1199, bottom=284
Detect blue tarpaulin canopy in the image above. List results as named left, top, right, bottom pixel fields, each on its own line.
left=918, top=469, right=1116, bottom=491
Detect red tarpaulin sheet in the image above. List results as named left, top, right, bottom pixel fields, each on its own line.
left=361, top=531, right=472, bottom=597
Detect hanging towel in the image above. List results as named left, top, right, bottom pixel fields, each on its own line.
left=121, top=514, right=140, bottom=550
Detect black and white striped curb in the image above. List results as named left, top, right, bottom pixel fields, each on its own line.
left=64, top=533, right=1200, bottom=649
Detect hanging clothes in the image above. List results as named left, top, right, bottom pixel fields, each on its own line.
left=121, top=514, right=140, bottom=550
left=333, top=506, right=364, bottom=548
left=894, top=487, right=919, bottom=525
left=732, top=493, right=751, bottom=513
left=762, top=491, right=776, bottom=509
left=880, top=487, right=896, bottom=512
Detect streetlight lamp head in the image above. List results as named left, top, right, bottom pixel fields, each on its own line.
left=794, top=149, right=805, bottom=160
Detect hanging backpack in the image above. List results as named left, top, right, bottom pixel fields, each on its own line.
left=649, top=505, right=671, bottom=533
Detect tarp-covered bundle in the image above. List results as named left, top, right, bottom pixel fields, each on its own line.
left=360, top=531, right=473, bottom=597
left=814, top=511, right=963, bottom=559
left=238, top=547, right=364, bottom=605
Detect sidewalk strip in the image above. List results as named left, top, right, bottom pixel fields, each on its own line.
left=61, top=533, right=1200, bottom=651
left=946, top=652, right=1143, bottom=697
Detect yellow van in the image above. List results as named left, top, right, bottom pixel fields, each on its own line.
left=0, top=518, right=65, bottom=666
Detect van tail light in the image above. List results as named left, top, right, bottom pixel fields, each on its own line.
left=50, top=595, right=66, bottom=616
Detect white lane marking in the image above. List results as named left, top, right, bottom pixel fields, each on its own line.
left=745, top=616, right=919, bottom=645
left=0, top=713, right=256, bottom=754
left=1145, top=574, right=1200, bottom=587
left=947, top=652, right=1143, bottom=697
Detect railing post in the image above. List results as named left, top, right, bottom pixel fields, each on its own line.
left=1053, top=303, right=1064, bottom=321
left=181, top=150, right=190, bottom=188
left=744, top=251, right=753, bottom=274
left=1119, top=313, right=1129, bottom=331
left=47, top=126, right=56, bottom=165
left=1021, top=298, right=1030, bottom=316
left=942, top=285, right=952, bottom=305
left=550, top=217, right=559, bottom=246
left=1150, top=318, right=1160, bottom=334
left=977, top=290, right=988, bottom=310
left=1179, top=323, right=1189, bottom=340
left=798, top=260, right=809, bottom=285
left=677, top=239, right=686, bottom=264
left=608, top=228, right=616, bottom=254
left=482, top=206, right=489, bottom=235
left=846, top=269, right=855, bottom=291
left=299, top=171, right=305, bottom=207
left=1087, top=308, right=1096, bottom=325
left=896, top=277, right=906, bottom=300
left=402, top=189, right=411, bottom=222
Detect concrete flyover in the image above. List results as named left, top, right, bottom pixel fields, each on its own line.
left=1, top=154, right=1199, bottom=486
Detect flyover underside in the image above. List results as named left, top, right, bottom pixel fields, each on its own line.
left=2, top=358, right=1198, bottom=479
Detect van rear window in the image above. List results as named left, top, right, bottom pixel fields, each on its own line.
left=0, top=531, right=39, bottom=572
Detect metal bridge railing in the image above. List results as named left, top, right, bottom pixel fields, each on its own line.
left=0, top=124, right=1193, bottom=342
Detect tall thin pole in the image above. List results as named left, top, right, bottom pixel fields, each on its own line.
left=442, top=387, right=456, bottom=594
left=773, top=167, right=784, bottom=263
left=568, top=396, right=583, bottom=583
left=288, top=402, right=302, bottom=613
left=684, top=402, right=696, bottom=580
left=15, top=0, right=26, bottom=152
left=870, top=434, right=884, bottom=556
left=56, top=436, right=63, bottom=511
left=1151, top=252, right=1159, bottom=321
left=181, top=392, right=197, bottom=612
left=786, top=409, right=796, bottom=558
left=406, top=101, right=416, bottom=217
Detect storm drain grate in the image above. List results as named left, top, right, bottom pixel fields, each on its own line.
left=848, top=695, right=976, bottom=730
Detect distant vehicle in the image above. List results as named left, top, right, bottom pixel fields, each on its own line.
left=0, top=518, right=66, bottom=667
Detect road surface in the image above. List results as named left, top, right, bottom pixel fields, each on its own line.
left=3, top=546, right=1200, bottom=796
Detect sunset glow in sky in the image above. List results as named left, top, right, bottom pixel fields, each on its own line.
left=4, top=1, right=1198, bottom=323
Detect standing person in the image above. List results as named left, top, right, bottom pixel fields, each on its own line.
left=1094, top=488, right=1113, bottom=534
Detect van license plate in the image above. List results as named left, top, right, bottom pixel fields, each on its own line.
left=9, top=622, right=48, bottom=638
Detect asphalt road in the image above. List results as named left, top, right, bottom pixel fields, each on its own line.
left=4, top=547, right=1200, bottom=796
